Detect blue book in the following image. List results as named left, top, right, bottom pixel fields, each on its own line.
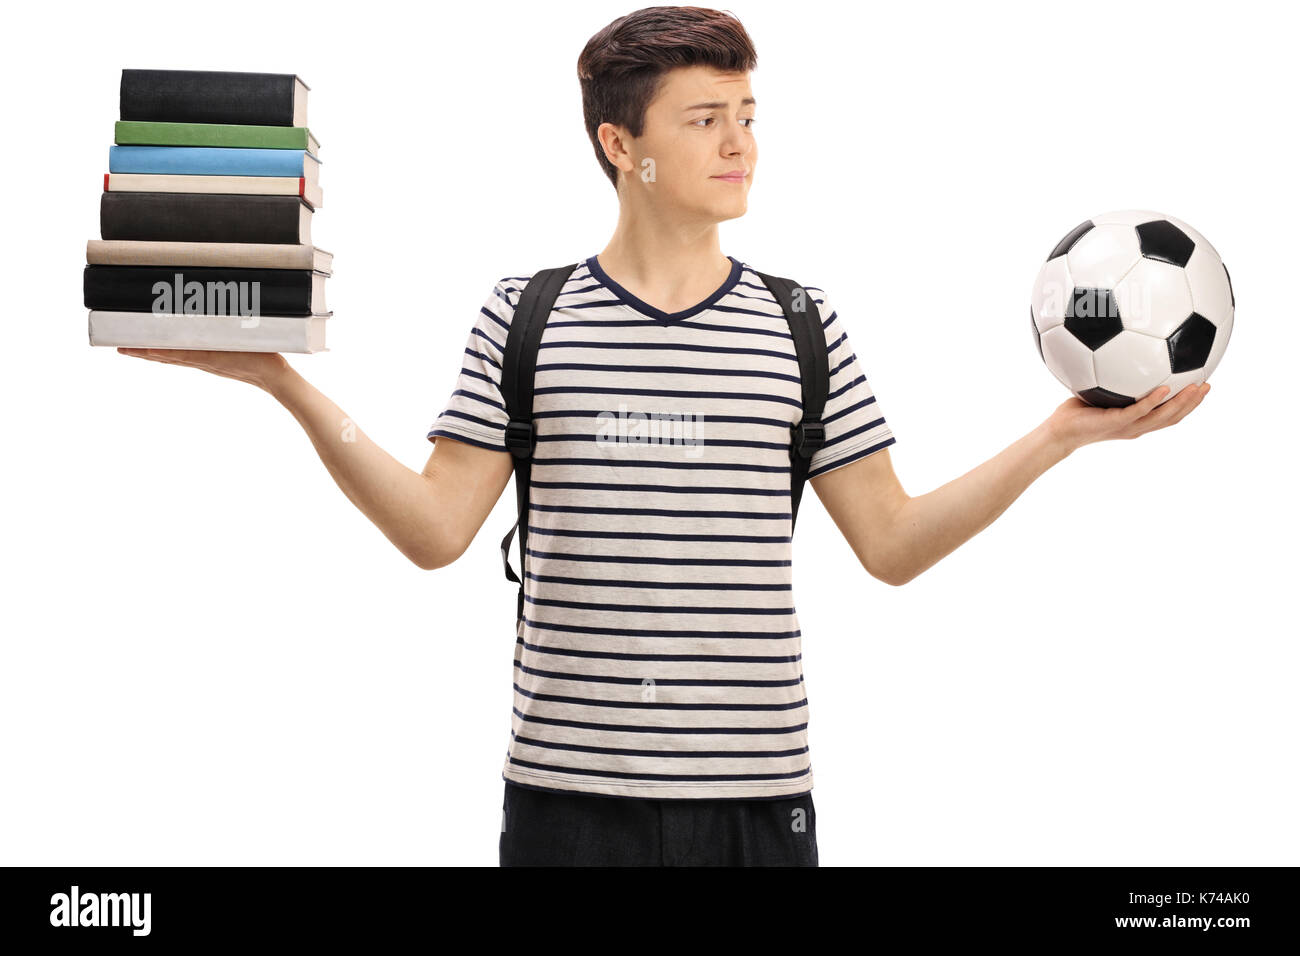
left=108, top=146, right=320, bottom=177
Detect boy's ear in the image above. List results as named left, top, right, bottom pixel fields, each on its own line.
left=597, top=121, right=633, bottom=175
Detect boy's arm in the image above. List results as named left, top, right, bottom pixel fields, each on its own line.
left=812, top=428, right=1067, bottom=587
left=812, top=382, right=1209, bottom=587
left=270, top=363, right=513, bottom=569
left=116, top=347, right=514, bottom=570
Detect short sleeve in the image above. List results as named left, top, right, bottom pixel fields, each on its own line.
left=804, top=286, right=897, bottom=479
left=426, top=279, right=517, bottom=453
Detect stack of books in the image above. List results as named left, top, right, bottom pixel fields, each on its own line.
left=85, top=69, right=332, bottom=353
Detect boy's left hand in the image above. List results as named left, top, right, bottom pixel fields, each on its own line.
left=1047, top=382, right=1210, bottom=453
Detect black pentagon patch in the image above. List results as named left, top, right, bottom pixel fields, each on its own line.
left=1031, top=304, right=1044, bottom=362
left=1136, top=219, right=1195, bottom=268
left=1064, top=287, right=1123, bottom=350
left=1077, top=386, right=1135, bottom=408
left=1223, top=262, right=1235, bottom=308
left=1048, top=220, right=1094, bottom=261
left=1168, top=311, right=1216, bottom=373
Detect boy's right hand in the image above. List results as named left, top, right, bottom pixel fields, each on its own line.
left=116, top=347, right=291, bottom=393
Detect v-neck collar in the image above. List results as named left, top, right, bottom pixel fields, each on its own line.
left=585, top=253, right=744, bottom=325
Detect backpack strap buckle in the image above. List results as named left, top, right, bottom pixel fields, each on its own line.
left=504, top=420, right=534, bottom=459
left=791, top=420, right=825, bottom=459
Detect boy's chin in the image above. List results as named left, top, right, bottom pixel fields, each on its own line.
left=713, top=202, right=749, bottom=224
left=690, top=197, right=748, bottom=224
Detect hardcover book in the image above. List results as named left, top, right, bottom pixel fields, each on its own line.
left=84, top=266, right=328, bottom=316
left=108, top=145, right=320, bottom=178
left=115, top=121, right=320, bottom=153
left=104, top=172, right=322, bottom=209
left=86, top=240, right=332, bottom=273
left=100, top=193, right=312, bottom=244
left=120, top=69, right=309, bottom=127
left=89, top=310, right=328, bottom=353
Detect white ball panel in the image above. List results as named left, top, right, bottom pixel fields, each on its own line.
left=1065, top=224, right=1143, bottom=290
left=1184, top=244, right=1233, bottom=326
left=1153, top=367, right=1207, bottom=405
left=1110, top=258, right=1194, bottom=338
left=1093, top=329, right=1170, bottom=397
left=1202, top=311, right=1233, bottom=380
left=1040, top=325, right=1096, bottom=392
left=1090, top=209, right=1168, bottom=227
left=1031, top=256, right=1072, bottom=333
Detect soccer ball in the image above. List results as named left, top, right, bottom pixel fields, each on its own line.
left=1029, top=210, right=1234, bottom=408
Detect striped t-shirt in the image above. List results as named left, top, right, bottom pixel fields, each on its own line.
left=428, top=253, right=896, bottom=800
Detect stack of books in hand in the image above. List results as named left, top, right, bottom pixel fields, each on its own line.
left=85, top=69, right=332, bottom=353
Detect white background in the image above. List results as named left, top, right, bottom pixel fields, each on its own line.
left=1, top=0, right=1295, bottom=866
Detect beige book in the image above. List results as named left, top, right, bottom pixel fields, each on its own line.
left=105, top=170, right=322, bottom=209
left=86, top=240, right=333, bottom=274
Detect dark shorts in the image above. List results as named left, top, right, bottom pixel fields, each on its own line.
left=499, top=779, right=819, bottom=867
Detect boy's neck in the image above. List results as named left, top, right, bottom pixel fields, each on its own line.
left=596, top=221, right=733, bottom=315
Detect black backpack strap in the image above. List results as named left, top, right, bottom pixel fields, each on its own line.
left=498, top=263, right=580, bottom=627
left=755, top=271, right=829, bottom=534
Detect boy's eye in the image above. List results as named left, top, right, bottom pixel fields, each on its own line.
left=694, top=117, right=757, bottom=128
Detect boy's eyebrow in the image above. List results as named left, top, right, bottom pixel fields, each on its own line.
left=683, top=97, right=756, bottom=111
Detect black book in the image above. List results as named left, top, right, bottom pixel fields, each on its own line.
left=120, top=69, right=309, bottom=127
left=100, top=193, right=312, bottom=244
left=83, top=266, right=327, bottom=316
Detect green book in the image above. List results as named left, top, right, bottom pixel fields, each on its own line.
left=114, top=121, right=320, bottom=153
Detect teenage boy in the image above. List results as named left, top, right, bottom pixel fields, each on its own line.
left=116, top=6, right=1210, bottom=866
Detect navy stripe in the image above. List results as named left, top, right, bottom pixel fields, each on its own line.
left=542, top=313, right=793, bottom=338
left=823, top=394, right=880, bottom=427
left=539, top=339, right=802, bottom=364
left=530, top=409, right=793, bottom=425
left=512, top=684, right=809, bottom=712
left=525, top=548, right=791, bottom=568
left=528, top=480, right=789, bottom=497
left=530, top=457, right=792, bottom=474
left=463, top=345, right=501, bottom=370
left=529, top=504, right=791, bottom=521
left=445, top=388, right=504, bottom=413
left=511, top=735, right=809, bottom=760
left=536, top=435, right=794, bottom=452
left=537, top=361, right=802, bottom=384
left=528, top=525, right=790, bottom=544
left=522, top=617, right=800, bottom=640
left=512, top=708, right=807, bottom=735
left=437, top=409, right=504, bottom=432
left=507, top=756, right=811, bottom=783
left=819, top=416, right=889, bottom=451
left=515, top=662, right=803, bottom=688
left=519, top=639, right=800, bottom=664
left=531, top=384, right=805, bottom=409
left=524, top=595, right=795, bottom=616
left=523, top=571, right=791, bottom=590
left=807, top=435, right=897, bottom=480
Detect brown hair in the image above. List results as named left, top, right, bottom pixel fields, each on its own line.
left=577, top=6, right=758, bottom=190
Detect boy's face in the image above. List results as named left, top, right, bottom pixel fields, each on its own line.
left=609, top=65, right=756, bottom=224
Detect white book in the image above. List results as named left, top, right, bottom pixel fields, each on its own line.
left=89, top=311, right=329, bottom=354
